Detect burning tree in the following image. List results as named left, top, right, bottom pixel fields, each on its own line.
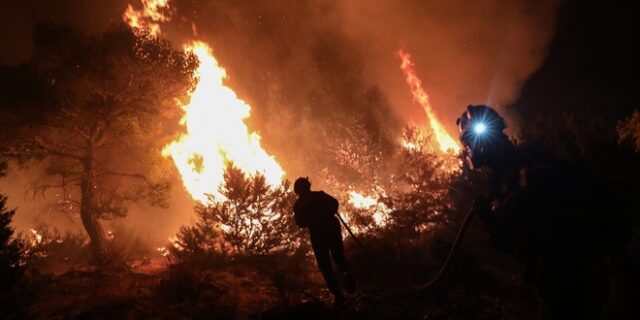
left=383, top=128, right=459, bottom=234
left=0, top=23, right=197, bottom=263
left=338, top=126, right=459, bottom=235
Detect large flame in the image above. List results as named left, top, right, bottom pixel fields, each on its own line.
left=162, top=43, right=284, bottom=203
left=124, top=1, right=283, bottom=203
left=397, top=49, right=461, bottom=154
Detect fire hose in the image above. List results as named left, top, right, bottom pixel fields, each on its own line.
left=336, top=212, right=372, bottom=256
left=410, top=204, right=475, bottom=289
left=336, top=203, right=476, bottom=290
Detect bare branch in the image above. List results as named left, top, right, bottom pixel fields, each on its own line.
left=100, top=170, right=153, bottom=186
left=32, top=136, right=84, bottom=160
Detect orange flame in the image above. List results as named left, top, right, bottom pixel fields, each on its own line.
left=30, top=228, right=43, bottom=246
left=347, top=191, right=391, bottom=226
left=123, top=0, right=171, bottom=36
left=124, top=1, right=284, bottom=204
left=397, top=49, right=461, bottom=154
left=162, top=42, right=284, bottom=203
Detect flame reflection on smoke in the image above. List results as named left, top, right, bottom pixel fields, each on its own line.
left=397, top=49, right=461, bottom=154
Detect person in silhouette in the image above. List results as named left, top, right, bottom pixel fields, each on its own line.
left=293, top=177, right=355, bottom=305
left=457, top=105, right=631, bottom=319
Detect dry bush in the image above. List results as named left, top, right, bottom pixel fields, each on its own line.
left=18, top=224, right=90, bottom=268
left=103, top=224, right=154, bottom=268
left=337, top=126, right=462, bottom=238
left=170, top=225, right=225, bottom=269
left=245, top=245, right=314, bottom=305
left=18, top=223, right=154, bottom=270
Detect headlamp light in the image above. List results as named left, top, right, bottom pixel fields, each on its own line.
left=473, top=122, right=487, bottom=134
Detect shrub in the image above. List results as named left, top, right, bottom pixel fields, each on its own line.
left=0, top=194, right=24, bottom=290
left=172, top=164, right=306, bottom=261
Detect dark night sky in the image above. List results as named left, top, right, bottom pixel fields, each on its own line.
left=509, top=0, right=640, bottom=125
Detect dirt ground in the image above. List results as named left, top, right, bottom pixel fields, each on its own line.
left=8, top=237, right=546, bottom=319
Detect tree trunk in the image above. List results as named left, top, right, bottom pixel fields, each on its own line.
left=80, top=155, right=106, bottom=265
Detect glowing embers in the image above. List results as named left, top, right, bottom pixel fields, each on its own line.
left=162, top=42, right=284, bottom=203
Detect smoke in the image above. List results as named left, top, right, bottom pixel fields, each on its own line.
left=0, top=161, right=194, bottom=245
left=0, top=0, right=561, bottom=164
left=154, top=0, right=558, bottom=174
left=0, top=0, right=559, bottom=243
left=0, top=162, right=84, bottom=234
left=0, top=0, right=130, bottom=64
left=337, top=1, right=558, bottom=135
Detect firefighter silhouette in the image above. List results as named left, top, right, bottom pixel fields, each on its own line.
left=292, top=177, right=355, bottom=305
left=457, top=105, right=631, bottom=319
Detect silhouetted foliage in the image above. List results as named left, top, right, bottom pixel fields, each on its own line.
left=17, top=223, right=151, bottom=270
left=0, top=23, right=197, bottom=262
left=103, top=224, right=154, bottom=268
left=169, top=165, right=313, bottom=306
left=0, top=194, right=23, bottom=291
left=333, top=126, right=460, bottom=236
left=316, top=126, right=471, bottom=292
left=28, top=229, right=89, bottom=266
left=524, top=112, right=640, bottom=215
left=0, top=193, right=31, bottom=320
left=381, top=128, right=457, bottom=235
left=170, top=224, right=223, bottom=268
left=618, top=109, right=640, bottom=152
left=172, top=165, right=305, bottom=260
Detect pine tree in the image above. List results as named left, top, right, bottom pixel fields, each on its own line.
left=0, top=24, right=197, bottom=262
left=0, top=193, right=23, bottom=291
left=173, top=165, right=304, bottom=261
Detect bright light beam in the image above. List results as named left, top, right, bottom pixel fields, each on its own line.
left=473, top=123, right=487, bottom=134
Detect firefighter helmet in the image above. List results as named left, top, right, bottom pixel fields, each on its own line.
left=456, top=105, right=511, bottom=168
left=293, top=177, right=311, bottom=195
